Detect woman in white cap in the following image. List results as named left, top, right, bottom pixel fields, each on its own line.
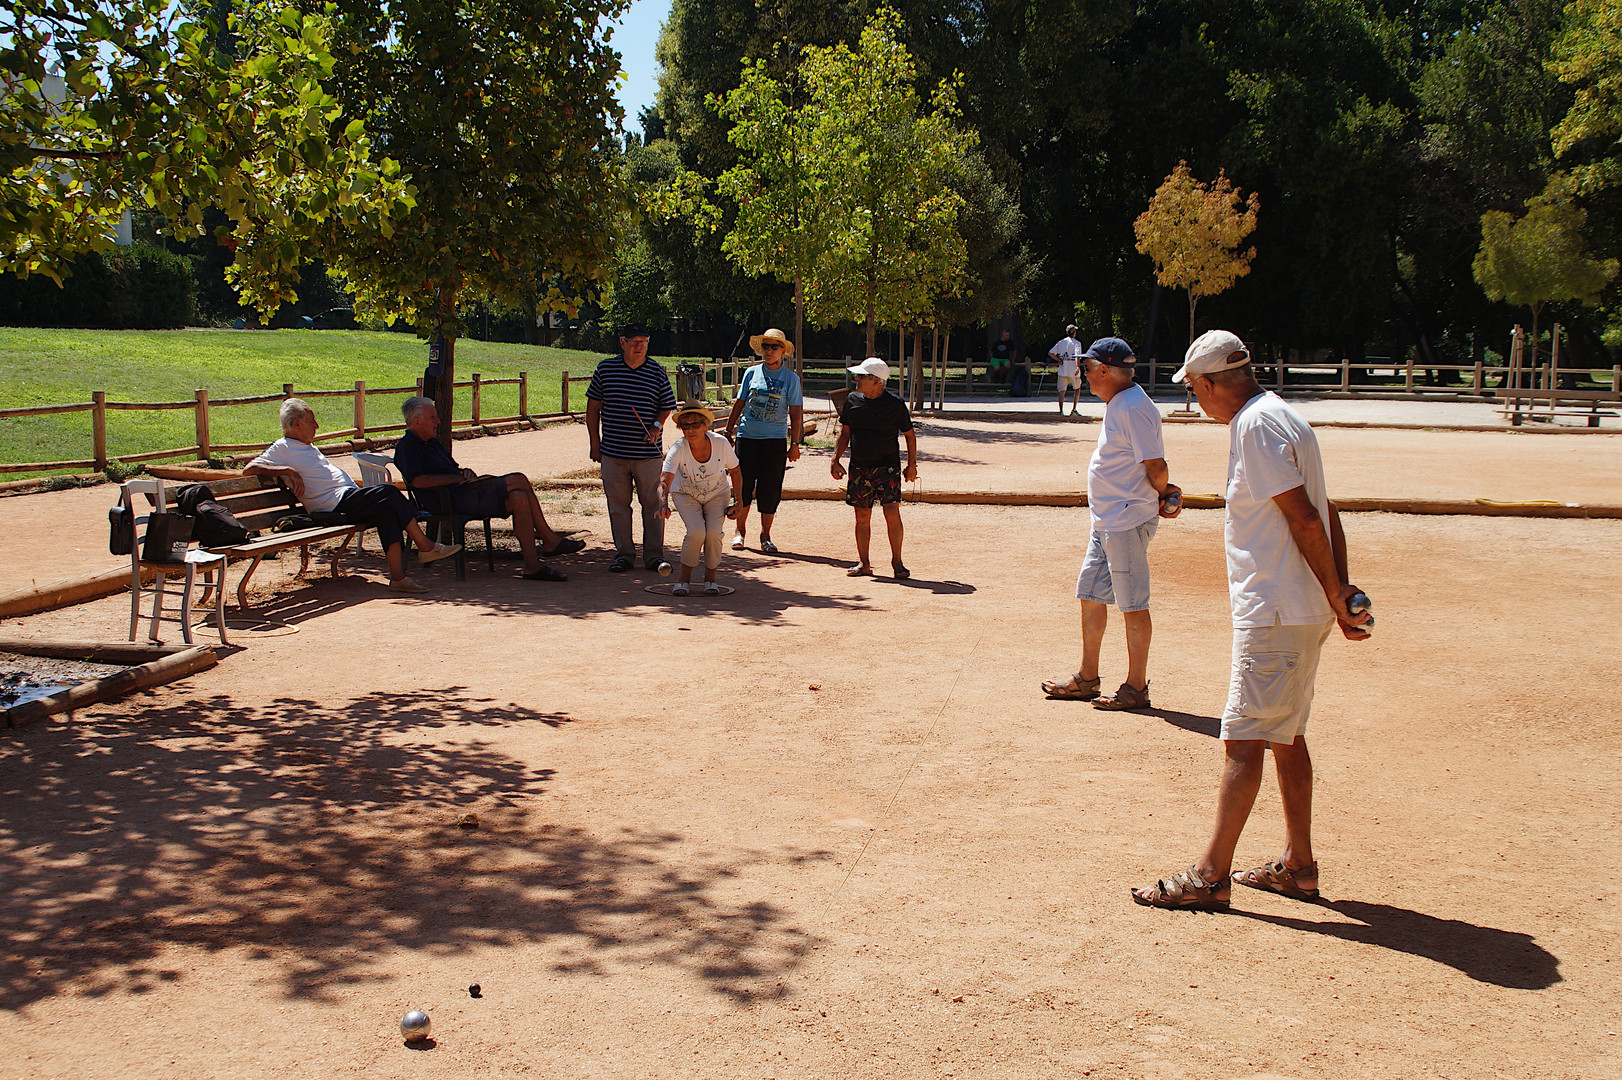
left=724, top=327, right=804, bottom=553
left=656, top=403, right=742, bottom=596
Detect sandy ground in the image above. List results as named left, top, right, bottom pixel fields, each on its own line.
left=1, top=411, right=1620, bottom=1080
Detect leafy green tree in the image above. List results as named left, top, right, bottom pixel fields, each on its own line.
left=0, top=0, right=410, bottom=307
left=293, top=0, right=629, bottom=443
left=1473, top=175, right=1619, bottom=374
left=1133, top=161, right=1259, bottom=345
left=800, top=9, right=974, bottom=355
left=1550, top=0, right=1622, bottom=194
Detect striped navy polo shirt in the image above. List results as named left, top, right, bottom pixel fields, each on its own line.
left=586, top=354, right=677, bottom=460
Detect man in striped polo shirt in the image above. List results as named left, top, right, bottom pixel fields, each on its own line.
left=586, top=322, right=677, bottom=572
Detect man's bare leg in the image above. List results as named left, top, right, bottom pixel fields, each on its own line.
left=507, top=493, right=542, bottom=573
left=1193, top=739, right=1267, bottom=883
left=1080, top=598, right=1107, bottom=681
left=1122, top=607, right=1152, bottom=690
left=1270, top=736, right=1318, bottom=890
left=506, top=474, right=563, bottom=548
left=853, top=506, right=873, bottom=570
left=882, top=502, right=904, bottom=570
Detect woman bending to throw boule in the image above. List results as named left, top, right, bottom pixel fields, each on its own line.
left=657, top=404, right=743, bottom=596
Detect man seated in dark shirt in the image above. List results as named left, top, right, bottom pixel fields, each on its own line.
left=829, top=358, right=918, bottom=579
left=393, top=397, right=585, bottom=581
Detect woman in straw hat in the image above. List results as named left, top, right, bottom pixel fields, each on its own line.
left=656, top=402, right=742, bottom=596
left=723, top=327, right=803, bottom=553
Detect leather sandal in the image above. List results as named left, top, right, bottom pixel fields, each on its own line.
left=1233, top=859, right=1321, bottom=902
left=1132, top=865, right=1231, bottom=911
left=1042, top=671, right=1101, bottom=700
left=1093, top=680, right=1152, bottom=711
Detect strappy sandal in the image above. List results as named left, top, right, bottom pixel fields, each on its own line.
left=1042, top=671, right=1101, bottom=700
left=1132, top=865, right=1231, bottom=911
left=1233, top=859, right=1321, bottom=902
left=1093, top=680, right=1152, bottom=711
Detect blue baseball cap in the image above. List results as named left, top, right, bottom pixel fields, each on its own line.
left=1084, top=336, right=1136, bottom=367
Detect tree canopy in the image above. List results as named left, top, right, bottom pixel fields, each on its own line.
left=1133, top=161, right=1259, bottom=345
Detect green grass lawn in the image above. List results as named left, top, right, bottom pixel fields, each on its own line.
left=0, top=328, right=714, bottom=474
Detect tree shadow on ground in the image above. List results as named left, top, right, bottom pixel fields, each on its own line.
left=1231, top=899, right=1560, bottom=990
left=0, top=688, right=819, bottom=1011
left=251, top=546, right=874, bottom=628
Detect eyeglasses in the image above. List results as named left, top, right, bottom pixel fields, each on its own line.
left=678, top=420, right=707, bottom=429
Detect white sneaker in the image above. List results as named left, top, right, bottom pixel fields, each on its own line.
left=420, top=541, right=462, bottom=565
left=704, top=581, right=721, bottom=596
left=389, top=577, right=429, bottom=594
left=672, top=582, right=690, bottom=596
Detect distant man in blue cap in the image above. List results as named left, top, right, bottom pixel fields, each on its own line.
left=1042, top=336, right=1181, bottom=710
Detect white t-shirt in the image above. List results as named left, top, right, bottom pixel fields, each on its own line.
left=248, top=437, right=357, bottom=513
left=1049, top=337, right=1084, bottom=378
left=1087, top=383, right=1164, bottom=532
left=661, top=433, right=738, bottom=502
left=1224, top=392, right=1335, bottom=628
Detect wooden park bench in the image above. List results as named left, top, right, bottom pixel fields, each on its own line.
left=1498, top=388, right=1622, bottom=428
left=150, top=475, right=368, bottom=609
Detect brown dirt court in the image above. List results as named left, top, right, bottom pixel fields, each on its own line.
left=1, top=414, right=1619, bottom=1080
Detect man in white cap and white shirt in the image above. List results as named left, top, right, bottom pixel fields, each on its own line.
left=1047, top=324, right=1086, bottom=415
left=829, top=358, right=917, bottom=578
left=1132, top=329, right=1371, bottom=912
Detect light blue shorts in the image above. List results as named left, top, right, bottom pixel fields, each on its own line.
left=1074, top=518, right=1158, bottom=613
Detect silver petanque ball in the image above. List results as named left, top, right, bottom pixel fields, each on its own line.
left=657, top=561, right=673, bottom=577
left=1348, top=591, right=1372, bottom=614
left=400, top=1010, right=431, bottom=1043
left=1161, top=491, right=1182, bottom=515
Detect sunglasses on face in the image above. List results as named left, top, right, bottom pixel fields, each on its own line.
left=761, top=342, right=784, bottom=351
left=679, top=420, right=706, bottom=429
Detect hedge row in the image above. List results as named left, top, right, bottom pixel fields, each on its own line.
left=0, top=244, right=198, bottom=329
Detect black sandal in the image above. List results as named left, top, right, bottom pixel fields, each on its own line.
left=523, top=565, right=568, bottom=581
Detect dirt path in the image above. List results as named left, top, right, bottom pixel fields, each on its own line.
left=1, top=469, right=1619, bottom=1079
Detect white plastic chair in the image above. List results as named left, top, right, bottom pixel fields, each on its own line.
left=349, top=452, right=402, bottom=555
left=123, top=478, right=229, bottom=646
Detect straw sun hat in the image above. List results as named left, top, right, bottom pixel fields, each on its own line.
left=749, top=328, right=795, bottom=357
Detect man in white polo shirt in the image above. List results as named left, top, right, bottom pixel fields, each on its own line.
left=1042, top=336, right=1180, bottom=710
left=1047, top=324, right=1086, bottom=415
left=1131, top=330, right=1371, bottom=912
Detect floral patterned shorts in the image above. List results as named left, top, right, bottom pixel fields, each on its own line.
left=845, top=465, right=902, bottom=508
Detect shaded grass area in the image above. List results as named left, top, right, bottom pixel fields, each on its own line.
left=0, top=328, right=710, bottom=472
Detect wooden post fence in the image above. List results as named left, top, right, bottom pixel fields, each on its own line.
left=353, top=380, right=366, bottom=440
left=561, top=371, right=570, bottom=415
left=519, top=372, right=529, bottom=418
left=471, top=373, right=482, bottom=425
left=92, top=391, right=107, bottom=470
left=194, top=389, right=210, bottom=461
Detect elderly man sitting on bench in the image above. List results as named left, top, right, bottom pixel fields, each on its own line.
left=246, top=398, right=460, bottom=594
left=393, top=396, right=585, bottom=582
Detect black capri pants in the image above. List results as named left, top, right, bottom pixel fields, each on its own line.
left=735, top=437, right=789, bottom=515
left=333, top=485, right=416, bottom=553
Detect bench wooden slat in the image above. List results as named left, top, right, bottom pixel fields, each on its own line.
left=202, top=525, right=359, bottom=556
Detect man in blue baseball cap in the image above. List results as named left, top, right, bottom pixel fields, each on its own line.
left=1042, top=336, right=1181, bottom=710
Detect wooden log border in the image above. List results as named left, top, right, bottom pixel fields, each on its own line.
left=0, top=639, right=218, bottom=729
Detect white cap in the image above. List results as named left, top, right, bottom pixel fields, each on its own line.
left=1173, top=330, right=1251, bottom=384
left=847, top=357, right=890, bottom=382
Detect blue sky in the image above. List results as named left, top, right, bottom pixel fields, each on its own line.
left=609, top=0, right=673, bottom=137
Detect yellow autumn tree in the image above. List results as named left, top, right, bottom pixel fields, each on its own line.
left=1134, top=161, right=1260, bottom=345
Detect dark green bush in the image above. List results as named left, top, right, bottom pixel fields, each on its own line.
left=0, top=243, right=198, bottom=328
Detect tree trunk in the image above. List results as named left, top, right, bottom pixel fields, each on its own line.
left=1529, top=304, right=1542, bottom=390
left=910, top=327, right=924, bottom=410
left=1187, top=292, right=1199, bottom=347
left=432, top=283, right=459, bottom=448
left=794, top=276, right=805, bottom=377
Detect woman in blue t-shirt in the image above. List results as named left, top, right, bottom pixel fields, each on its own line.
left=723, top=328, right=804, bottom=554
